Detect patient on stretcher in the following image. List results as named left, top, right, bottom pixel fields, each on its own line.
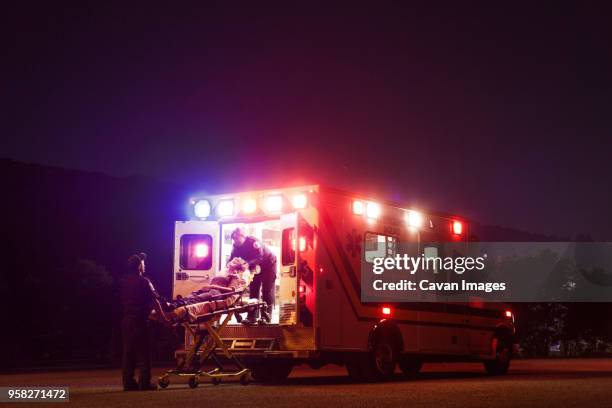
left=152, top=257, right=258, bottom=323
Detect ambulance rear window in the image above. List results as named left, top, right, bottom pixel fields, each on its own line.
left=180, top=234, right=213, bottom=270
left=281, top=228, right=296, bottom=265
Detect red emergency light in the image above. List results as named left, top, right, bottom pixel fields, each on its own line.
left=504, top=310, right=513, bottom=319
left=381, top=306, right=392, bottom=316
left=452, top=220, right=463, bottom=235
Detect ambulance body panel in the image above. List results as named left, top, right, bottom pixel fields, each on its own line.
left=172, top=185, right=515, bottom=374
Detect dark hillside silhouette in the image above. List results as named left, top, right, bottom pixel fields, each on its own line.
left=0, top=159, right=606, bottom=368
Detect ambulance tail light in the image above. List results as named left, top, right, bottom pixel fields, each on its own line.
left=292, top=193, right=308, bottom=209
left=381, top=306, right=392, bottom=316
left=217, top=199, right=235, bottom=217
left=265, top=195, right=283, bottom=213
left=193, top=199, right=211, bottom=219
left=452, top=220, right=463, bottom=235
left=299, top=284, right=306, bottom=294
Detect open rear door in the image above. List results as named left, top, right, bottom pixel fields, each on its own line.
left=278, top=213, right=298, bottom=325
left=173, top=220, right=219, bottom=299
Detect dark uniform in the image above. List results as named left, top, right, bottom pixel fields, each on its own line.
left=229, top=236, right=277, bottom=321
left=119, top=274, right=159, bottom=389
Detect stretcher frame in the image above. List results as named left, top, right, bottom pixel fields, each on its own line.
left=158, top=290, right=268, bottom=388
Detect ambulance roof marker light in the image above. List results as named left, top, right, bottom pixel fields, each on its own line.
left=366, top=202, right=381, bottom=219
left=217, top=199, right=235, bottom=217
left=352, top=200, right=364, bottom=215
left=193, top=199, right=211, bottom=219
left=406, top=210, right=424, bottom=229
left=265, top=194, right=283, bottom=213
left=292, top=193, right=308, bottom=209
left=242, top=197, right=257, bottom=214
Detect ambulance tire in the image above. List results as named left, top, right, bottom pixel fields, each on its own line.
left=398, top=358, right=422, bottom=377
left=484, top=337, right=511, bottom=375
left=346, top=337, right=397, bottom=382
left=250, top=361, right=293, bottom=383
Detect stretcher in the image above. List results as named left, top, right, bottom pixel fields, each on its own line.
left=157, top=289, right=269, bottom=388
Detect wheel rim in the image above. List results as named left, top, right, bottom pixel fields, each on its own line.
left=374, top=343, right=394, bottom=374
left=498, top=346, right=510, bottom=365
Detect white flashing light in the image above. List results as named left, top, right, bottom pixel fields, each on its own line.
left=193, top=199, right=211, bottom=218
left=265, top=195, right=283, bottom=213
left=366, top=202, right=381, bottom=219
left=195, top=243, right=209, bottom=258
left=406, top=210, right=424, bottom=229
left=352, top=200, right=364, bottom=215
left=242, top=197, right=257, bottom=214
left=292, top=193, right=308, bottom=209
left=217, top=199, right=235, bottom=217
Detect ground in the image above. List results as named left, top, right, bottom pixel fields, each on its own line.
left=2, top=359, right=612, bottom=407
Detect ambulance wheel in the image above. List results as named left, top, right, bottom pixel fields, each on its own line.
left=484, top=337, right=511, bottom=375
left=188, top=377, right=199, bottom=388
left=398, top=358, right=422, bottom=377
left=251, top=361, right=292, bottom=383
left=370, top=337, right=397, bottom=380
left=346, top=338, right=397, bottom=382
left=211, top=377, right=221, bottom=386
left=158, top=377, right=170, bottom=388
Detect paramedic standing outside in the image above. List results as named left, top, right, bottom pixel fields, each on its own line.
left=119, top=252, right=164, bottom=391
left=229, top=228, right=277, bottom=324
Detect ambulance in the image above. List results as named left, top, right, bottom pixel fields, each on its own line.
left=173, top=185, right=515, bottom=381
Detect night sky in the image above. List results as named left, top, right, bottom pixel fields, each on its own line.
left=4, top=3, right=612, bottom=239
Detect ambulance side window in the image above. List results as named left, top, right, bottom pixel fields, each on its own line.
left=180, top=234, right=213, bottom=270
left=364, top=233, right=397, bottom=263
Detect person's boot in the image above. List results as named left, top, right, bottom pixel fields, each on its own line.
left=139, top=382, right=158, bottom=391
left=242, top=310, right=257, bottom=325
left=123, top=379, right=139, bottom=391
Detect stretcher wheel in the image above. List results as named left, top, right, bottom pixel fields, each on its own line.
left=240, top=374, right=251, bottom=386
left=158, top=377, right=170, bottom=389
left=211, top=377, right=221, bottom=386
left=188, top=377, right=199, bottom=388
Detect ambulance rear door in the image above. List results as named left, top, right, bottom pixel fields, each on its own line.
left=278, top=213, right=299, bottom=325
left=173, top=220, right=219, bottom=299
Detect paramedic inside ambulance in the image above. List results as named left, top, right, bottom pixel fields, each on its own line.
left=229, top=227, right=277, bottom=324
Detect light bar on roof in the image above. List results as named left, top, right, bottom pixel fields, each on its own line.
left=366, top=202, right=381, bottom=219
left=291, top=193, right=308, bottom=209
left=193, top=199, right=211, bottom=219
left=241, top=197, right=257, bottom=214
left=265, top=194, right=283, bottom=213
left=217, top=199, right=235, bottom=217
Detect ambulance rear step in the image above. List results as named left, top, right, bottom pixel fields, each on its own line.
left=222, top=338, right=276, bottom=351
